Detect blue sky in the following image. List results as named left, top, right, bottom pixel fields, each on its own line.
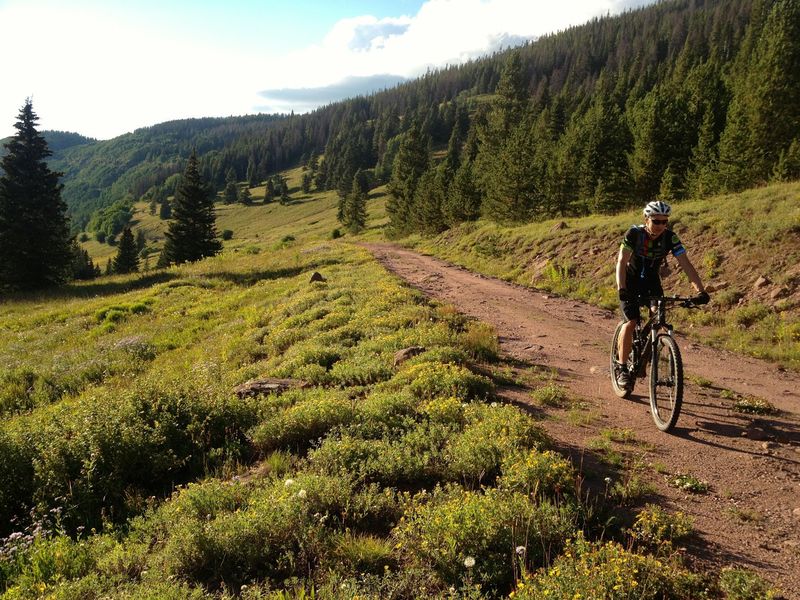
left=0, top=0, right=653, bottom=140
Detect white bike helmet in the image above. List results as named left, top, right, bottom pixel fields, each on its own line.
left=643, top=200, right=671, bottom=218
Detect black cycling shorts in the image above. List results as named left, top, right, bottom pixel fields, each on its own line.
left=620, top=282, right=663, bottom=322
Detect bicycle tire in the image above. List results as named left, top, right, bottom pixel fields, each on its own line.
left=649, top=334, right=683, bottom=431
left=610, top=321, right=634, bottom=398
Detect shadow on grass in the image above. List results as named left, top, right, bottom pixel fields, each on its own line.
left=210, top=257, right=342, bottom=287
left=1, top=271, right=179, bottom=302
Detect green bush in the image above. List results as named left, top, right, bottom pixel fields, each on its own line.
left=249, top=391, right=355, bottom=453
left=513, top=535, right=708, bottom=599
left=443, top=403, right=549, bottom=486
left=394, top=487, right=577, bottom=592
left=0, top=379, right=258, bottom=534
left=718, top=566, right=777, bottom=600
left=308, top=424, right=450, bottom=487
left=629, top=504, right=693, bottom=549
left=161, top=474, right=393, bottom=590
left=498, top=449, right=575, bottom=498
left=398, top=363, right=494, bottom=401
left=460, top=321, right=499, bottom=362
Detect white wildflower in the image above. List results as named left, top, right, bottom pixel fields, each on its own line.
left=516, top=545, right=526, bottom=556
left=284, top=478, right=295, bottom=487
left=463, top=556, right=476, bottom=568
left=297, top=489, right=307, bottom=499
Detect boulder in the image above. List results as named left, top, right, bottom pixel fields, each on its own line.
left=234, top=378, right=309, bottom=399
left=309, top=271, right=326, bottom=283
left=393, top=346, right=426, bottom=367
left=754, top=275, right=771, bottom=289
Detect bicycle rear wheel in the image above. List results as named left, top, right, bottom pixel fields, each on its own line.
left=610, top=321, right=633, bottom=398
left=649, top=334, right=683, bottom=431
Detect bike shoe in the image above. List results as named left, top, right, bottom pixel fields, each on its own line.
left=616, top=366, right=631, bottom=388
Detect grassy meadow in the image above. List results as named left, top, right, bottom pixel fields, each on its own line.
left=0, top=172, right=790, bottom=597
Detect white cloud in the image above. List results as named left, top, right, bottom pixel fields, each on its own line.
left=257, top=0, right=653, bottom=113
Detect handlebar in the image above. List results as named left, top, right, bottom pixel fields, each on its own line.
left=641, top=294, right=709, bottom=309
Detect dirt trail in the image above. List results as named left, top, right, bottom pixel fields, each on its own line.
left=363, top=242, right=800, bottom=598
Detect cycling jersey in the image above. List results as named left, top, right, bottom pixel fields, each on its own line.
left=620, top=225, right=685, bottom=284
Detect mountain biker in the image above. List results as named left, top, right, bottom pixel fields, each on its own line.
left=615, top=200, right=709, bottom=388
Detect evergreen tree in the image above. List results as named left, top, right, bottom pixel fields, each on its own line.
left=301, top=172, right=312, bottom=193
left=112, top=227, right=140, bottom=274
left=69, top=240, right=99, bottom=280
left=475, top=51, right=529, bottom=197
left=224, top=169, right=239, bottom=205
left=246, top=158, right=259, bottom=188
left=685, top=104, right=720, bottom=197
left=239, top=186, right=252, bottom=205
left=483, top=112, right=544, bottom=223
left=743, top=0, right=800, bottom=181
left=342, top=171, right=368, bottom=233
left=772, top=138, right=800, bottom=182
left=264, top=179, right=276, bottom=203
left=387, top=121, right=430, bottom=236
left=159, top=199, right=172, bottom=220
left=443, top=159, right=482, bottom=226
left=160, top=152, right=221, bottom=265
left=0, top=99, right=73, bottom=291
left=412, top=168, right=446, bottom=235
left=135, top=229, right=146, bottom=252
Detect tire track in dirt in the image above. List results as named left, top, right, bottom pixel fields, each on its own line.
left=363, top=242, right=800, bottom=598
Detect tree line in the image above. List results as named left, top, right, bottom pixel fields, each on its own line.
left=0, top=101, right=221, bottom=292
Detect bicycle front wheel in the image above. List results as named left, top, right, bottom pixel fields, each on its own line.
left=649, top=334, right=683, bottom=431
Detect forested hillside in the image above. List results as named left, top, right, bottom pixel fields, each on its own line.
left=22, top=0, right=799, bottom=241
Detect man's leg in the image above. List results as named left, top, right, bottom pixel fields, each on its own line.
left=617, top=319, right=637, bottom=365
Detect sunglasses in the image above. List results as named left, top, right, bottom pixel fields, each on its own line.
left=650, top=219, right=668, bottom=225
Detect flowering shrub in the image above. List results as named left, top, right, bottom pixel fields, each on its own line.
left=512, top=535, right=708, bottom=599
left=630, top=504, right=693, bottom=549
left=397, top=363, right=494, bottom=401
left=249, top=391, right=355, bottom=453
left=498, top=449, right=575, bottom=498
left=393, top=487, right=577, bottom=592
left=444, top=404, right=549, bottom=486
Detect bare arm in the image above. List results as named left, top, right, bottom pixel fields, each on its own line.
left=616, top=247, right=632, bottom=291
left=675, top=253, right=705, bottom=293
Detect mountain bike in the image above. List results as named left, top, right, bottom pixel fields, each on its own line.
left=610, top=295, right=703, bottom=432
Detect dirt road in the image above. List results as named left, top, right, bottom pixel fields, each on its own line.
left=364, top=242, right=800, bottom=598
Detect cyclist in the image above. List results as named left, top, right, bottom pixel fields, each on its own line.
left=615, top=200, right=709, bottom=388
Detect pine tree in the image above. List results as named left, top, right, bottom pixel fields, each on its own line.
left=443, top=159, right=481, bottom=226
left=342, top=172, right=368, bottom=233
left=160, top=152, right=221, bottom=266
left=387, top=121, right=430, bottom=236
left=744, top=0, right=800, bottom=181
left=0, top=99, right=73, bottom=290
left=159, top=199, right=172, bottom=220
left=412, top=168, right=446, bottom=235
left=483, top=112, right=544, bottom=223
left=224, top=169, right=239, bottom=205
left=772, top=138, right=800, bottom=182
left=239, top=186, right=252, bottom=205
left=112, top=227, right=140, bottom=274
left=69, top=240, right=99, bottom=280
left=246, top=158, right=259, bottom=188
left=264, top=179, right=276, bottom=204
